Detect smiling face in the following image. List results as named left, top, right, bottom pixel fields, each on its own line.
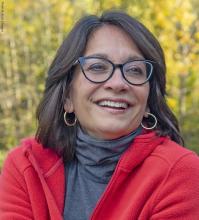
left=65, top=25, right=150, bottom=140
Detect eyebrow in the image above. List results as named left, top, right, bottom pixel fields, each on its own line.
left=86, top=53, right=145, bottom=62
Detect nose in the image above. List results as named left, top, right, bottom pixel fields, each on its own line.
left=103, top=67, right=129, bottom=92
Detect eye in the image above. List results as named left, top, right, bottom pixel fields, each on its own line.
left=88, top=63, right=107, bottom=71
left=124, top=62, right=146, bottom=77
left=84, top=60, right=110, bottom=74
left=126, top=66, right=143, bottom=75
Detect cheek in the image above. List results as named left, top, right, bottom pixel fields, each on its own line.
left=70, top=85, right=84, bottom=112
left=70, top=75, right=97, bottom=112
left=133, top=84, right=150, bottom=106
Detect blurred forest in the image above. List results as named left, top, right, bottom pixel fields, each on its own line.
left=0, top=0, right=199, bottom=168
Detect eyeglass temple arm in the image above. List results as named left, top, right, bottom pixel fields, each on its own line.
left=73, top=60, right=79, bottom=66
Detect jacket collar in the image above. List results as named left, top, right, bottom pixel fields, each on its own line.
left=118, top=131, right=166, bottom=171
left=22, top=138, right=64, bottom=219
left=21, top=132, right=166, bottom=176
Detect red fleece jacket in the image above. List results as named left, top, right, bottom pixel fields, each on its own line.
left=1, top=132, right=199, bottom=220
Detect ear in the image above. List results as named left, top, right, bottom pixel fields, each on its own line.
left=64, top=98, right=74, bottom=113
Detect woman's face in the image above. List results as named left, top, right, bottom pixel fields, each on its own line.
left=65, top=25, right=150, bottom=140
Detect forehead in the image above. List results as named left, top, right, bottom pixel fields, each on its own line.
left=83, top=24, right=143, bottom=60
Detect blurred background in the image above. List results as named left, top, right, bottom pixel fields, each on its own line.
left=0, top=0, right=199, bottom=168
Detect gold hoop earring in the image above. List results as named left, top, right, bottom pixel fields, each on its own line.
left=141, top=112, right=157, bottom=130
left=64, top=112, right=77, bottom=126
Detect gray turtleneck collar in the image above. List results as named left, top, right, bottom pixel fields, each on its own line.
left=64, top=126, right=142, bottom=220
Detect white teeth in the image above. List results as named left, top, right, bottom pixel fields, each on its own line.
left=98, top=100, right=128, bottom=108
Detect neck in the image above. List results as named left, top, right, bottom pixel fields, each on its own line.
left=75, top=126, right=142, bottom=182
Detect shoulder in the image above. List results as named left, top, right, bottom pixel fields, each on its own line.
left=1, top=137, right=61, bottom=175
left=149, top=137, right=199, bottom=190
left=152, top=137, right=199, bottom=167
left=148, top=139, right=199, bottom=217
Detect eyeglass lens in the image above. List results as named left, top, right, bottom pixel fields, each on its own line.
left=79, top=57, right=152, bottom=85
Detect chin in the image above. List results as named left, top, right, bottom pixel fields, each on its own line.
left=96, top=127, right=131, bottom=140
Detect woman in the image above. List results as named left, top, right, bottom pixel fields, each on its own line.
left=1, top=11, right=199, bottom=220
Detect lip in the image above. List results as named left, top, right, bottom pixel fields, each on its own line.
left=95, top=98, right=132, bottom=106
left=94, top=98, right=132, bottom=114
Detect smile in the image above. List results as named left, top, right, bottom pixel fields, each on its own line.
left=97, top=100, right=129, bottom=109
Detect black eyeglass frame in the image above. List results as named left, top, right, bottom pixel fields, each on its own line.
left=74, top=56, right=155, bottom=86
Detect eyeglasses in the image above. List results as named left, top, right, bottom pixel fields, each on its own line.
left=74, top=56, right=155, bottom=85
